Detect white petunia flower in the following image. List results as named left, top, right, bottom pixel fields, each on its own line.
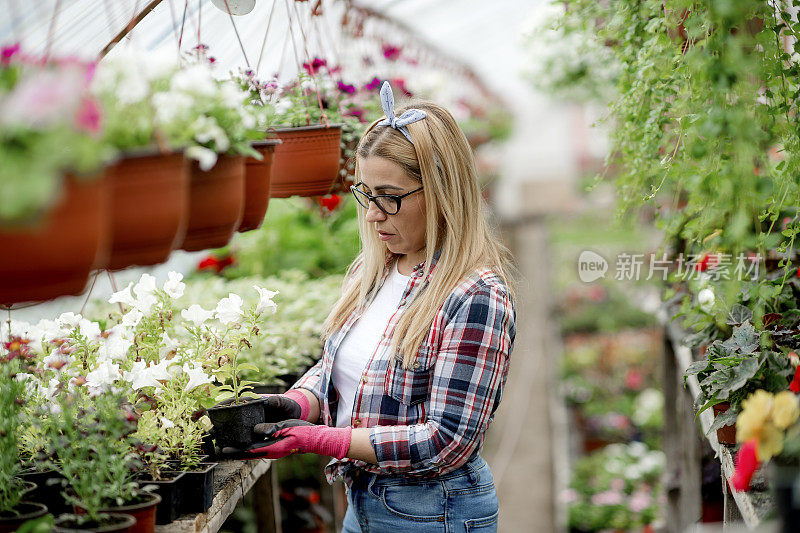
left=183, top=363, right=214, bottom=391
left=159, top=331, right=180, bottom=359
left=121, top=309, right=144, bottom=328
left=77, top=318, right=101, bottom=341
left=254, top=286, right=279, bottom=315
left=86, top=360, right=121, bottom=394
left=97, top=330, right=133, bottom=362
left=698, top=288, right=715, bottom=313
left=171, top=64, right=218, bottom=96
left=149, top=359, right=175, bottom=382
left=109, top=282, right=137, bottom=307
left=185, top=145, right=218, bottom=171
left=160, top=417, right=176, bottom=429
left=215, top=293, right=243, bottom=324
left=182, top=304, right=215, bottom=326
left=56, top=312, right=82, bottom=331
left=163, top=271, right=185, bottom=299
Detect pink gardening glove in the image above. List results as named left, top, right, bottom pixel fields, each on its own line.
left=223, top=420, right=352, bottom=460
left=261, top=389, right=312, bottom=422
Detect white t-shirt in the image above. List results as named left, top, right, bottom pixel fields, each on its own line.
left=331, top=260, right=410, bottom=426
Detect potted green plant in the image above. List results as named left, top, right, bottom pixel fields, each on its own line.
left=684, top=307, right=793, bottom=445
left=0, top=48, right=112, bottom=305
left=261, top=73, right=343, bottom=198
left=91, top=47, right=191, bottom=270
left=0, top=338, right=48, bottom=532
left=173, top=63, right=265, bottom=251
left=42, top=388, right=147, bottom=533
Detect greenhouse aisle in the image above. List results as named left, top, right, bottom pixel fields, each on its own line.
left=483, top=217, right=558, bottom=533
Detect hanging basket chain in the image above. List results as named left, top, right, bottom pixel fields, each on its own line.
left=283, top=0, right=313, bottom=125
left=291, top=0, right=329, bottom=127
left=256, top=0, right=279, bottom=75
left=223, top=0, right=251, bottom=68
left=44, top=0, right=63, bottom=61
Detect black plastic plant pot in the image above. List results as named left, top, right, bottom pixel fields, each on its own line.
left=176, top=462, right=218, bottom=514
left=0, top=501, right=48, bottom=533
left=207, top=397, right=266, bottom=449
left=769, top=463, right=800, bottom=533
left=21, top=468, right=71, bottom=515
left=53, top=512, right=136, bottom=533
left=137, top=471, right=186, bottom=525
left=251, top=383, right=284, bottom=395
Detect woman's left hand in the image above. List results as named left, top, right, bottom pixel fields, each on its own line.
left=220, top=420, right=352, bottom=460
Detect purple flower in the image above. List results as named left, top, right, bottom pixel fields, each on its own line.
left=244, top=69, right=254, bottom=77
left=363, top=77, right=381, bottom=91
left=591, top=490, right=623, bottom=506
left=337, top=81, right=356, bottom=94
left=382, top=44, right=401, bottom=61
left=1, top=43, right=20, bottom=65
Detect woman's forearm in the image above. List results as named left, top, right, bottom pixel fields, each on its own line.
left=296, top=388, right=321, bottom=423
left=345, top=428, right=378, bottom=463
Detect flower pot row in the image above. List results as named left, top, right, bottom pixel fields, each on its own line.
left=9, top=461, right=219, bottom=532
left=0, top=125, right=342, bottom=306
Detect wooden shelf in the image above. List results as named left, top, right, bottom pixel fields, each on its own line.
left=156, top=459, right=278, bottom=533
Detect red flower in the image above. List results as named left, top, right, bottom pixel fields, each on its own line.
left=624, top=369, right=644, bottom=391
left=695, top=253, right=719, bottom=272
left=302, top=57, right=327, bottom=76
left=198, top=256, right=222, bottom=273
left=317, top=194, right=342, bottom=212
left=731, top=439, right=759, bottom=491
left=790, top=366, right=800, bottom=393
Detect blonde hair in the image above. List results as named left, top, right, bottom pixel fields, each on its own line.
left=323, top=100, right=514, bottom=369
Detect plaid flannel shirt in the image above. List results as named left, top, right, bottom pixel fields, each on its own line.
left=291, top=251, right=516, bottom=485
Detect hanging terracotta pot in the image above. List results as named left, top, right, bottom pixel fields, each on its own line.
left=239, top=139, right=281, bottom=233
left=180, top=154, right=245, bottom=252
left=0, top=173, right=110, bottom=305
left=105, top=149, right=190, bottom=270
left=269, top=124, right=343, bottom=198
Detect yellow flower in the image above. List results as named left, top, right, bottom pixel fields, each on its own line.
left=757, top=422, right=784, bottom=461
left=772, top=391, right=800, bottom=430
left=736, top=390, right=773, bottom=443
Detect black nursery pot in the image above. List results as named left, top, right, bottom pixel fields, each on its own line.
left=21, top=467, right=71, bottom=515
left=176, top=462, right=218, bottom=514
left=206, top=397, right=266, bottom=449
left=53, top=512, right=136, bottom=533
left=137, top=471, right=186, bottom=525
left=770, top=463, right=800, bottom=533
left=0, top=501, right=48, bottom=533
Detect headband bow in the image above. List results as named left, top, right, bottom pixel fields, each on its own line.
left=377, top=81, right=426, bottom=143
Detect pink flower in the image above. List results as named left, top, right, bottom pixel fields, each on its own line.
left=731, top=439, right=759, bottom=491
left=337, top=81, right=356, bottom=94
left=363, top=77, right=381, bottom=91
left=591, top=490, right=623, bottom=506
left=1, top=43, right=20, bottom=65
left=302, top=57, right=327, bottom=75
left=628, top=491, right=652, bottom=513
left=382, top=44, right=401, bottom=61
left=625, top=369, right=644, bottom=390
left=74, top=97, right=102, bottom=134
left=609, top=478, right=625, bottom=491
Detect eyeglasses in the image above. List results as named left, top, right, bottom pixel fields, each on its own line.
left=350, top=182, right=424, bottom=215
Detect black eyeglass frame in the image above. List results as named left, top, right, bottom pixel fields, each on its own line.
left=350, top=182, right=424, bottom=215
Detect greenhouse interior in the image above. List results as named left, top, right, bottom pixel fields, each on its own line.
left=2, top=1, right=800, bottom=532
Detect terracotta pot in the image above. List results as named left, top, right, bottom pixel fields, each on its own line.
left=180, top=154, right=245, bottom=252
left=0, top=173, right=110, bottom=305
left=75, top=492, right=161, bottom=533
left=269, top=124, right=343, bottom=198
left=0, top=502, right=48, bottom=533
left=53, top=513, right=135, bottom=533
left=106, top=150, right=189, bottom=270
left=712, top=402, right=737, bottom=445
left=239, top=140, right=280, bottom=233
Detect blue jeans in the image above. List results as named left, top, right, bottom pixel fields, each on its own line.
left=341, top=455, right=498, bottom=533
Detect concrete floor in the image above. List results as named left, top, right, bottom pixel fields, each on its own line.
left=482, top=217, right=560, bottom=533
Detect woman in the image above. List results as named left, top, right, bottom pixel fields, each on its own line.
left=230, top=82, right=516, bottom=532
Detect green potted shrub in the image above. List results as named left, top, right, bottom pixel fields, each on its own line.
left=0, top=47, right=112, bottom=305
left=0, top=338, right=48, bottom=531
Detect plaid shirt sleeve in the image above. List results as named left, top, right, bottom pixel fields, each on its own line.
left=369, top=280, right=515, bottom=475
left=291, top=358, right=324, bottom=404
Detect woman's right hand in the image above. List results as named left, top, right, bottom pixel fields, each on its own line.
left=262, top=389, right=311, bottom=422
